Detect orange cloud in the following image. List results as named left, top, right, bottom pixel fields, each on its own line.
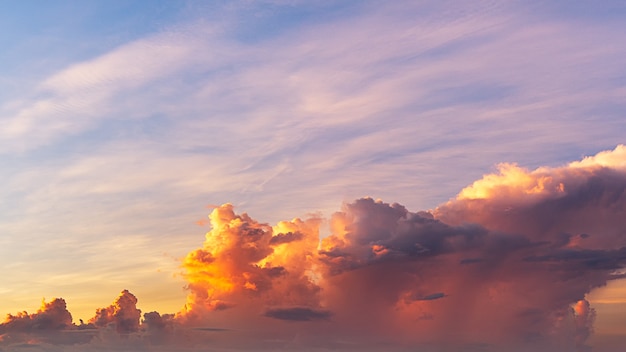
left=2, top=145, right=626, bottom=351
left=88, top=290, right=141, bottom=334
left=178, top=204, right=323, bottom=326
left=0, top=298, right=73, bottom=333
left=170, top=145, right=626, bottom=350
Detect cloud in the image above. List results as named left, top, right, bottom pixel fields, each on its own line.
left=0, top=299, right=94, bottom=348
left=570, top=144, right=626, bottom=169
left=179, top=204, right=323, bottom=325
left=1, top=145, right=626, bottom=351
left=154, top=145, right=626, bottom=351
left=263, top=307, right=332, bottom=321
left=2, top=0, right=626, bottom=346
left=0, top=298, right=73, bottom=333
left=141, top=311, right=174, bottom=333
left=0, top=24, right=227, bottom=153
left=268, top=231, right=304, bottom=245
left=430, top=144, right=626, bottom=350
left=269, top=146, right=626, bottom=349
left=413, top=292, right=447, bottom=301
left=573, top=299, right=596, bottom=349
left=4, top=1, right=626, bottom=328
left=436, top=144, right=626, bottom=250
left=88, top=290, right=141, bottom=334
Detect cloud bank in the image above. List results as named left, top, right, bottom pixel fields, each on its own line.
left=2, top=145, right=626, bottom=351
left=3, top=1, right=626, bottom=328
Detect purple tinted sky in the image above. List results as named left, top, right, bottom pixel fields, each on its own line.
left=0, top=0, right=625, bottom=348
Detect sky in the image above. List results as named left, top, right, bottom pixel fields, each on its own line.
left=1, top=0, right=626, bottom=351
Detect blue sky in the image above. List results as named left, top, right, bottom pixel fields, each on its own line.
left=1, top=1, right=626, bottom=350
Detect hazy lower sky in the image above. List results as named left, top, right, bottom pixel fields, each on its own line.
left=1, top=1, right=626, bottom=351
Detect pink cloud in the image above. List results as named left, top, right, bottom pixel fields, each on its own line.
left=2, top=145, right=626, bottom=351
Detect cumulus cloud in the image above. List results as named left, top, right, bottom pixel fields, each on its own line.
left=429, top=144, right=626, bottom=350
left=178, top=204, right=323, bottom=325
left=169, top=146, right=626, bottom=350
left=0, top=298, right=96, bottom=348
left=2, top=145, right=626, bottom=351
left=0, top=298, right=73, bottom=333
left=88, top=290, right=142, bottom=334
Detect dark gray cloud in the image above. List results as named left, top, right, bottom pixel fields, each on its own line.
left=263, top=307, right=332, bottom=321
left=413, top=292, right=447, bottom=301
left=269, top=231, right=304, bottom=245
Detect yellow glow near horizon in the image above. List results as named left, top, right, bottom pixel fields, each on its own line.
left=588, top=279, right=626, bottom=304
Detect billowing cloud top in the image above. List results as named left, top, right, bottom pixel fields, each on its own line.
left=2, top=145, right=626, bottom=351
